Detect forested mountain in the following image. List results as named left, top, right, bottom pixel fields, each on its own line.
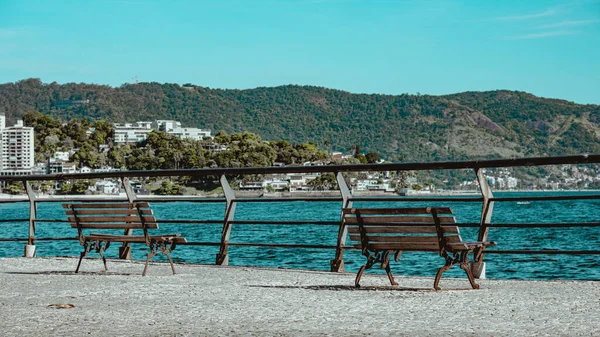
left=1, top=78, right=598, bottom=161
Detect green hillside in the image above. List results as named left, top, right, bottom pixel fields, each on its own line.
left=1, top=78, right=598, bottom=161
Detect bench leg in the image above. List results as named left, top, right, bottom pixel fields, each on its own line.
left=382, top=251, right=398, bottom=286
left=75, top=251, right=87, bottom=273
left=459, top=252, right=479, bottom=289
left=434, top=252, right=455, bottom=290
left=460, top=262, right=479, bottom=289
left=384, top=264, right=398, bottom=286
left=75, top=243, right=92, bottom=273
left=142, top=251, right=157, bottom=277
left=98, top=248, right=108, bottom=271
left=355, top=265, right=367, bottom=288
left=355, top=254, right=377, bottom=287
left=161, top=244, right=177, bottom=275
left=434, top=264, right=451, bottom=290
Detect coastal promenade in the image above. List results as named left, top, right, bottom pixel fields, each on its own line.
left=1, top=257, right=598, bottom=336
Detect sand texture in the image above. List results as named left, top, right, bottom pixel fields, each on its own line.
left=0, top=257, right=599, bottom=336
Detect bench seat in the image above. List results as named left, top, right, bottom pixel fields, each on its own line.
left=85, top=233, right=187, bottom=244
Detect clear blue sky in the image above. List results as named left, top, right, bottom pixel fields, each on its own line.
left=1, top=0, right=599, bottom=104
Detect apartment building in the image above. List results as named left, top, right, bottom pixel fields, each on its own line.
left=155, top=119, right=211, bottom=140
left=0, top=115, right=35, bottom=176
left=114, top=120, right=212, bottom=144
left=113, top=121, right=154, bottom=144
left=154, top=120, right=181, bottom=132
left=169, top=126, right=212, bottom=141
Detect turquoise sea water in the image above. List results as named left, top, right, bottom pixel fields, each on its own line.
left=1, top=191, right=599, bottom=280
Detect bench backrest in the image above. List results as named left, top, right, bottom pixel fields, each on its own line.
left=62, top=202, right=157, bottom=231
left=342, top=207, right=459, bottom=252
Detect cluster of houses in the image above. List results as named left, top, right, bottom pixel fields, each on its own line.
left=239, top=167, right=410, bottom=193
left=459, top=169, right=524, bottom=190
left=458, top=165, right=600, bottom=190
left=543, top=165, right=600, bottom=189
left=465, top=168, right=520, bottom=190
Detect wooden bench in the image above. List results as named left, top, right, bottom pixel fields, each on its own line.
left=343, top=207, right=496, bottom=290
left=63, top=202, right=187, bottom=276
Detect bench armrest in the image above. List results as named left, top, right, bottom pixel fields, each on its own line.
left=446, top=241, right=497, bottom=251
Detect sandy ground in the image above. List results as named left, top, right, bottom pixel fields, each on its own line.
left=0, top=257, right=599, bottom=336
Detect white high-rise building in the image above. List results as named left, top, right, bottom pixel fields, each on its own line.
left=0, top=115, right=35, bottom=176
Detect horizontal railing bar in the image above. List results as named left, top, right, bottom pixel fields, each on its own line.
left=31, top=219, right=226, bottom=224
left=486, top=250, right=600, bottom=255
left=230, top=220, right=339, bottom=225
left=23, top=220, right=487, bottom=227
left=35, top=197, right=130, bottom=202
left=178, top=242, right=342, bottom=249
left=486, top=222, right=600, bottom=228
left=153, top=219, right=223, bottom=224
left=2, top=154, right=598, bottom=182
left=6, top=193, right=600, bottom=205
left=234, top=197, right=343, bottom=202
left=32, top=219, right=69, bottom=223
left=25, top=220, right=600, bottom=228
left=227, top=242, right=338, bottom=249
left=0, top=237, right=77, bottom=242
left=135, top=197, right=225, bottom=203
left=30, top=219, right=341, bottom=225
left=491, top=195, right=600, bottom=202
left=350, top=197, right=484, bottom=202
left=178, top=242, right=222, bottom=246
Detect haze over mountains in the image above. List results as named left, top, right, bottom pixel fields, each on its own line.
left=1, top=78, right=598, bottom=161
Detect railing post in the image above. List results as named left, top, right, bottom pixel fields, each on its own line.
left=216, top=175, right=237, bottom=265
left=23, top=180, right=37, bottom=258
left=118, top=177, right=136, bottom=260
left=331, top=172, right=352, bottom=272
left=473, top=168, right=494, bottom=278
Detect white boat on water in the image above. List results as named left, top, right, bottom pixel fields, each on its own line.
left=517, top=201, right=531, bottom=205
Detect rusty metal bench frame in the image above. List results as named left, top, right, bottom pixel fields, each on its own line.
left=63, top=202, right=187, bottom=276
left=343, top=207, right=496, bottom=290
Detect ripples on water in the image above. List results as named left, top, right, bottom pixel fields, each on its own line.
left=1, top=192, right=599, bottom=280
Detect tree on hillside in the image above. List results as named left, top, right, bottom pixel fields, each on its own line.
left=365, top=152, right=381, bottom=163
left=90, top=120, right=114, bottom=146
left=63, top=118, right=90, bottom=146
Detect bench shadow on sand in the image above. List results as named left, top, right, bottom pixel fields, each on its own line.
left=249, top=285, right=472, bottom=292
left=4, top=270, right=137, bottom=276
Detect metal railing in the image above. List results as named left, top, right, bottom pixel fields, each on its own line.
left=1, top=154, right=599, bottom=273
